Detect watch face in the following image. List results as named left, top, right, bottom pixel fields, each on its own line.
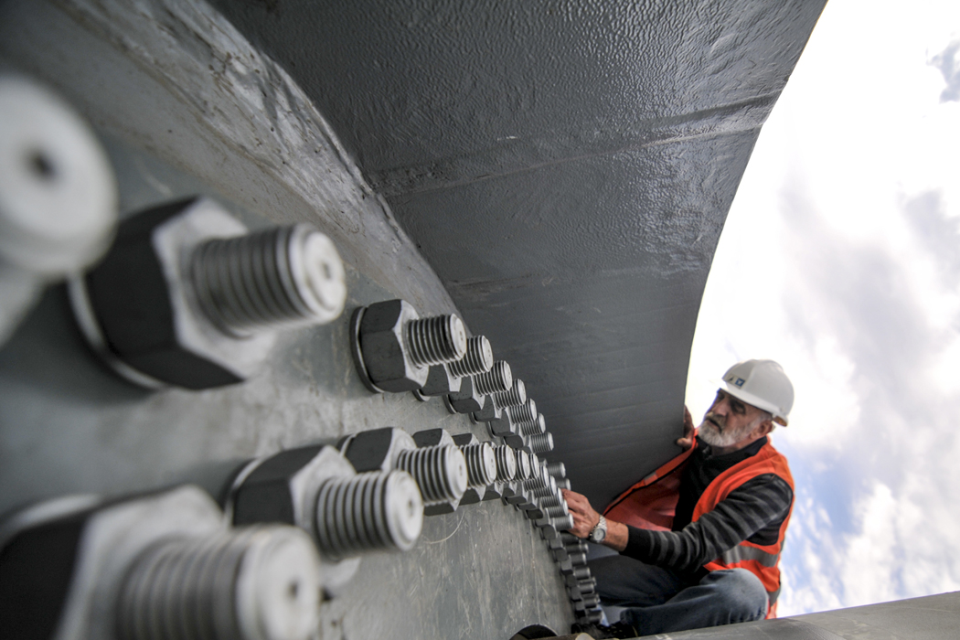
left=591, top=518, right=606, bottom=542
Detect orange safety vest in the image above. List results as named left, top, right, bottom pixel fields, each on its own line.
left=603, top=435, right=794, bottom=618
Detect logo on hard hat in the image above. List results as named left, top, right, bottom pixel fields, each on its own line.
left=734, top=377, right=745, bottom=387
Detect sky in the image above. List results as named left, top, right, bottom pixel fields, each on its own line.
left=684, top=0, right=960, bottom=617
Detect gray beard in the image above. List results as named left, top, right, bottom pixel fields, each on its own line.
left=698, top=419, right=751, bottom=448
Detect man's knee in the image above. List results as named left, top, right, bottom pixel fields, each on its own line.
left=701, top=569, right=769, bottom=622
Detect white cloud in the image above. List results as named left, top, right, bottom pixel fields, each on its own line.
left=687, top=0, right=960, bottom=617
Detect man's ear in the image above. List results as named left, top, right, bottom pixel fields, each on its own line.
left=755, top=420, right=775, bottom=438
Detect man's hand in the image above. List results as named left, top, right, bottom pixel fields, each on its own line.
left=562, top=489, right=601, bottom=538
left=676, top=405, right=695, bottom=450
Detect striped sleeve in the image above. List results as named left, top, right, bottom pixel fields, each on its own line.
left=621, top=474, right=793, bottom=575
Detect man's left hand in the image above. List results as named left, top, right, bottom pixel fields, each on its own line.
left=562, top=489, right=601, bottom=538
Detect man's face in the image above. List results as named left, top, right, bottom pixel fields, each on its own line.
left=699, top=389, right=768, bottom=448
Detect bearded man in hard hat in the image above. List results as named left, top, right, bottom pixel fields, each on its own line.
left=564, top=359, right=795, bottom=639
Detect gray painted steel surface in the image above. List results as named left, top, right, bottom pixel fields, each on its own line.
left=0, top=1, right=571, bottom=637
left=209, top=0, right=826, bottom=507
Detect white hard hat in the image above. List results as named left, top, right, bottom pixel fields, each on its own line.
left=720, top=359, right=794, bottom=426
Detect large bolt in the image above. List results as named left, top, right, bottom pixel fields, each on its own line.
left=0, top=487, right=320, bottom=640
left=191, top=223, right=346, bottom=335
left=395, top=446, right=468, bottom=505
left=228, top=444, right=423, bottom=595
left=70, top=198, right=346, bottom=389
left=339, top=427, right=468, bottom=516
left=314, top=470, right=423, bottom=558
left=415, top=336, right=492, bottom=400
left=460, top=443, right=497, bottom=488
left=507, top=400, right=542, bottom=442
left=472, top=360, right=513, bottom=396
left=546, top=461, right=566, bottom=479
left=494, top=445, right=518, bottom=482
left=526, top=432, right=554, bottom=454
left=117, top=526, right=317, bottom=640
left=492, top=379, right=527, bottom=410
left=474, top=376, right=528, bottom=422
left=0, top=74, right=118, bottom=346
left=447, top=359, right=512, bottom=414
left=350, top=299, right=466, bottom=393
left=446, top=335, right=494, bottom=379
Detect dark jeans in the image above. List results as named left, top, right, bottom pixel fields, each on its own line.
left=589, top=554, right=768, bottom=635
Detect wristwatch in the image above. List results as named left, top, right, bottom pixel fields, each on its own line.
left=589, top=515, right=608, bottom=543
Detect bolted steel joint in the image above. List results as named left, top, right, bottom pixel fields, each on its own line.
left=70, top=197, right=347, bottom=390
left=395, top=445, right=468, bottom=514
left=350, top=299, right=467, bottom=393
left=546, top=461, right=566, bottom=479
left=314, top=469, right=423, bottom=558
left=0, top=74, right=118, bottom=346
left=494, top=445, right=519, bottom=482
left=342, top=427, right=469, bottom=516
left=526, top=432, right=555, bottom=454
left=0, top=487, right=321, bottom=640
left=492, top=379, right=527, bottom=410
left=227, top=444, right=423, bottom=595
left=472, top=360, right=513, bottom=396
left=446, top=335, right=494, bottom=379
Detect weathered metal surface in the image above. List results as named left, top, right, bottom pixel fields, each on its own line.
left=0, top=1, right=573, bottom=637
left=208, top=0, right=827, bottom=507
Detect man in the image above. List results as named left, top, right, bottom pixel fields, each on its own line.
left=563, top=359, right=795, bottom=638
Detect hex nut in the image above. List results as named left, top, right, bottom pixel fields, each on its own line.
left=339, top=427, right=417, bottom=474
left=0, top=487, right=322, bottom=640
left=228, top=445, right=363, bottom=596
left=414, top=363, right=463, bottom=399
left=71, top=197, right=274, bottom=389
left=230, top=445, right=352, bottom=529
left=353, top=299, right=466, bottom=393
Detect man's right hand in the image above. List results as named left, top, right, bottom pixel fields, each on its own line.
left=561, top=489, right=600, bottom=538
left=676, top=405, right=695, bottom=450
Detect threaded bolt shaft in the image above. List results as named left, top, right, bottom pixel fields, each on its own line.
left=191, top=223, right=346, bottom=336
left=522, top=470, right=549, bottom=491
left=544, top=503, right=569, bottom=518
left=491, top=379, right=526, bottom=410
left=572, top=566, right=592, bottom=581
left=531, top=476, right=558, bottom=498
left=554, top=514, right=575, bottom=532
left=493, top=445, right=518, bottom=481
left=472, top=360, right=512, bottom=396
left=527, top=432, right=554, bottom=454
left=514, top=449, right=532, bottom=480
left=557, top=478, right=571, bottom=490
left=314, top=470, right=423, bottom=558
left=460, top=443, right=497, bottom=487
left=395, top=445, right=468, bottom=505
left=539, top=494, right=563, bottom=509
left=546, top=461, right=566, bottom=479
left=445, top=335, right=493, bottom=378
left=404, top=315, right=467, bottom=367
left=508, top=399, right=537, bottom=430
left=520, top=414, right=546, bottom=437
left=117, top=526, right=319, bottom=640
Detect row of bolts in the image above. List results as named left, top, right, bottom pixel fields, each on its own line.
left=0, top=193, right=602, bottom=638
left=0, top=432, right=597, bottom=640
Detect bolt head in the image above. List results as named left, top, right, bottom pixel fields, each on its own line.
left=357, top=299, right=428, bottom=392
left=77, top=198, right=274, bottom=389
left=232, top=445, right=352, bottom=529
left=340, top=427, right=416, bottom=473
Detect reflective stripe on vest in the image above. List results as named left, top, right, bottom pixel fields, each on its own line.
left=720, top=544, right=779, bottom=568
